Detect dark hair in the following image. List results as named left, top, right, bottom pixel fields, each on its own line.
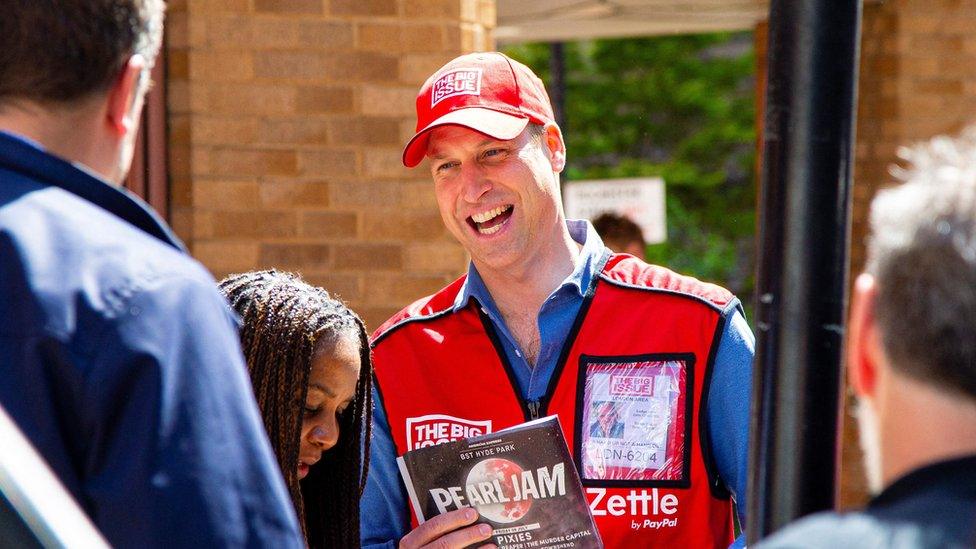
left=867, top=128, right=976, bottom=401
left=592, top=212, right=646, bottom=253
left=219, top=270, right=372, bottom=548
left=0, top=0, right=164, bottom=104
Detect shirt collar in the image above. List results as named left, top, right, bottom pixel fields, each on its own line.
left=453, top=219, right=607, bottom=312
left=0, top=130, right=185, bottom=252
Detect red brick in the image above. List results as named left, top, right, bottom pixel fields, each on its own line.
left=357, top=23, right=402, bottom=51
left=401, top=24, right=447, bottom=53
left=211, top=211, right=299, bottom=238
left=189, top=51, right=253, bottom=81
left=170, top=175, right=193, bottom=208
left=363, top=147, right=413, bottom=178
left=209, top=149, right=299, bottom=177
left=192, top=117, right=259, bottom=146
left=366, top=274, right=450, bottom=305
left=193, top=180, right=261, bottom=209
left=298, top=21, right=355, bottom=50
left=169, top=114, right=191, bottom=145
left=300, top=211, right=358, bottom=237
left=296, top=86, right=356, bottom=113
left=329, top=0, right=397, bottom=16
left=298, top=149, right=359, bottom=176
left=193, top=240, right=260, bottom=274
left=188, top=0, right=250, bottom=13
left=207, top=84, right=297, bottom=115
left=403, top=242, right=466, bottom=273
left=912, top=79, right=964, bottom=95
left=258, top=118, right=330, bottom=146
left=168, top=50, right=189, bottom=80
left=363, top=210, right=447, bottom=240
left=328, top=117, right=401, bottom=146
left=404, top=0, right=461, bottom=19
left=333, top=243, right=402, bottom=270
left=260, top=181, right=331, bottom=208
left=329, top=180, right=401, bottom=208
left=259, top=243, right=332, bottom=269
left=328, top=52, right=399, bottom=83
left=361, top=85, right=416, bottom=116
left=254, top=52, right=331, bottom=80
left=254, top=0, right=323, bottom=14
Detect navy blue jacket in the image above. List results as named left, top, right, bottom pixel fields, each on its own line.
left=756, top=455, right=976, bottom=548
left=0, top=131, right=303, bottom=547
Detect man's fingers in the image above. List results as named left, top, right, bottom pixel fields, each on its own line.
left=400, top=508, right=493, bottom=549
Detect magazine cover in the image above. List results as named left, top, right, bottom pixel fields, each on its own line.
left=397, top=416, right=603, bottom=549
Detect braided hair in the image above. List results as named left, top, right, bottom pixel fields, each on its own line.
left=219, top=270, right=372, bottom=548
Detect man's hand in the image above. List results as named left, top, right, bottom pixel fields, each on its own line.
left=399, top=508, right=495, bottom=549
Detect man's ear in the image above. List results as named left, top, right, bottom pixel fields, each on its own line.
left=544, top=123, right=566, bottom=173
left=105, top=54, right=147, bottom=136
left=848, top=273, right=882, bottom=399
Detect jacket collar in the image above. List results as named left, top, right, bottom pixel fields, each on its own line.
left=0, top=130, right=185, bottom=252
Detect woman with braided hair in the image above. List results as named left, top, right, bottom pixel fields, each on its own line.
left=219, top=270, right=372, bottom=548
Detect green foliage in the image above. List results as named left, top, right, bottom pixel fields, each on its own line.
left=505, top=34, right=758, bottom=309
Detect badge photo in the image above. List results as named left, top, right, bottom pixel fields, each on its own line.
left=574, top=354, right=694, bottom=488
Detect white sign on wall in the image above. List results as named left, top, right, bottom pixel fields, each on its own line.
left=563, top=177, right=666, bottom=244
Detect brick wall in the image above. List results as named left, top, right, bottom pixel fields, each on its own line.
left=842, top=0, right=976, bottom=508
left=166, top=0, right=495, bottom=329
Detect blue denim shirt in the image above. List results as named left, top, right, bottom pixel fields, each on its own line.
left=0, top=131, right=303, bottom=547
left=362, top=220, right=754, bottom=549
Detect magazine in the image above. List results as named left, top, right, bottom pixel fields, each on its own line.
left=397, top=415, right=603, bottom=549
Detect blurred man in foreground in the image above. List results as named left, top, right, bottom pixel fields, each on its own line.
left=758, top=129, right=976, bottom=548
left=0, top=1, right=302, bottom=545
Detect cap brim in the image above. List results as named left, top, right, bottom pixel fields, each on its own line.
left=402, top=108, right=530, bottom=168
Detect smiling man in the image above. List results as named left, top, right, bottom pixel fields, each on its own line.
left=362, top=52, right=754, bottom=549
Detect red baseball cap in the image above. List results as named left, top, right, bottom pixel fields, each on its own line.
left=402, top=51, right=556, bottom=168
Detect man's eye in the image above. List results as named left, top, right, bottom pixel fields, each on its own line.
left=484, top=148, right=505, bottom=158
left=436, top=161, right=458, bottom=172
left=304, top=406, right=322, bottom=417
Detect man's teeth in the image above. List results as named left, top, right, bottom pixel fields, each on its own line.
left=471, top=205, right=509, bottom=224
left=479, top=223, right=503, bottom=235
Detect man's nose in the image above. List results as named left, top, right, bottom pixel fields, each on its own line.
left=460, top=162, right=491, bottom=203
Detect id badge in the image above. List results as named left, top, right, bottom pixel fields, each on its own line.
left=576, top=354, right=693, bottom=487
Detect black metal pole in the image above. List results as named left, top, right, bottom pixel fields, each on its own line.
left=549, top=42, right=566, bottom=132
left=747, top=0, right=862, bottom=542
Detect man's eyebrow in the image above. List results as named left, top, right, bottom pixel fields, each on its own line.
left=308, top=382, right=337, bottom=398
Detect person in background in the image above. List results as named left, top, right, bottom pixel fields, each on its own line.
left=758, top=129, right=976, bottom=548
left=592, top=212, right=647, bottom=259
left=362, top=51, right=754, bottom=549
left=0, top=1, right=302, bottom=546
left=220, top=270, right=373, bottom=549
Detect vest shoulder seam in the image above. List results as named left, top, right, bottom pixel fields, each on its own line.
left=370, top=306, right=456, bottom=348
left=597, top=273, right=730, bottom=314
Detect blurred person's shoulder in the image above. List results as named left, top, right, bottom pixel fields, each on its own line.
left=0, top=134, right=221, bottom=342
left=754, top=511, right=923, bottom=549
left=757, top=456, right=976, bottom=549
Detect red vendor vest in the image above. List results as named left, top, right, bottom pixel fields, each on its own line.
left=372, top=253, right=738, bottom=548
